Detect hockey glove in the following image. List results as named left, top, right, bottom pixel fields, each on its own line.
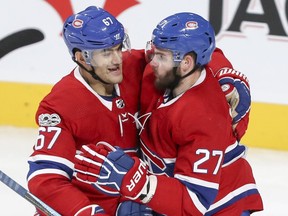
left=215, top=68, right=251, bottom=140
left=75, top=204, right=109, bottom=216
left=74, top=142, right=150, bottom=200
left=116, top=201, right=153, bottom=216
left=218, top=76, right=250, bottom=124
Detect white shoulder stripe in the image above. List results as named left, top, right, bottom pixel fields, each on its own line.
left=207, top=183, right=258, bottom=212
left=27, top=168, right=70, bottom=182
left=175, top=174, right=219, bottom=189
left=163, top=157, right=176, bottom=164
left=28, top=154, right=74, bottom=169
left=222, top=151, right=245, bottom=167
left=175, top=173, right=219, bottom=215
left=225, top=141, right=238, bottom=153
left=187, top=189, right=207, bottom=214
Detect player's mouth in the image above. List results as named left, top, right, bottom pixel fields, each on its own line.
left=108, top=66, right=121, bottom=75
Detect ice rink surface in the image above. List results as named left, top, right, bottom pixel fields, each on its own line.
left=0, top=126, right=287, bottom=216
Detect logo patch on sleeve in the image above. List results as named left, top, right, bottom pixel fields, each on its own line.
left=38, top=113, right=61, bottom=126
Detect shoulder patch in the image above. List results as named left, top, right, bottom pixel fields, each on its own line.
left=38, top=113, right=61, bottom=126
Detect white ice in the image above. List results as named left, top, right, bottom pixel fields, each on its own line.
left=0, top=126, right=287, bottom=216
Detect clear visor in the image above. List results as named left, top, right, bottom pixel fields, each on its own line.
left=145, top=40, right=155, bottom=63
left=83, top=46, right=122, bottom=67
left=122, top=33, right=131, bottom=52
left=145, top=40, right=179, bottom=67
left=82, top=33, right=131, bottom=66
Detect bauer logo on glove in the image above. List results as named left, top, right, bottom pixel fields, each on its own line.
left=74, top=141, right=150, bottom=200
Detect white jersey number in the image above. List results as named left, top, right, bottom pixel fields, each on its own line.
left=35, top=126, right=61, bottom=150
left=193, top=149, right=223, bottom=175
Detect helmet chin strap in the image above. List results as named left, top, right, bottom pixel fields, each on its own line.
left=180, top=65, right=200, bottom=80
left=73, top=57, right=110, bottom=85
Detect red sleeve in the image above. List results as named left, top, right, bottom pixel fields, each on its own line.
left=209, top=47, right=249, bottom=87
left=28, top=175, right=91, bottom=215
left=148, top=175, right=203, bottom=216
left=28, top=78, right=100, bottom=215
left=208, top=48, right=250, bottom=140
left=28, top=106, right=92, bottom=215
left=208, top=47, right=233, bottom=76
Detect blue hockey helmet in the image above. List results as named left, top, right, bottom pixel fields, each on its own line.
left=151, top=12, right=215, bottom=66
left=63, top=6, right=130, bottom=62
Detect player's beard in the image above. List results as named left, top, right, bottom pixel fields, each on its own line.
left=154, top=67, right=181, bottom=91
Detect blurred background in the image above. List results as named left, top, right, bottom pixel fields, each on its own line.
left=0, top=0, right=288, bottom=215
left=1, top=0, right=287, bottom=149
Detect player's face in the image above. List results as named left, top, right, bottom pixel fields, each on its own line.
left=149, top=47, right=177, bottom=90
left=90, top=44, right=123, bottom=84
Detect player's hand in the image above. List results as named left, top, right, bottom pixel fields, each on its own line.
left=215, top=68, right=251, bottom=139
left=116, top=201, right=153, bottom=216
left=219, top=77, right=251, bottom=140
left=74, top=142, right=110, bottom=185
left=74, top=142, right=149, bottom=200
left=219, top=76, right=251, bottom=124
left=75, top=204, right=109, bottom=216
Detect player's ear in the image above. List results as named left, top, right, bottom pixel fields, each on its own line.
left=181, top=55, right=194, bottom=75
left=74, top=51, right=86, bottom=64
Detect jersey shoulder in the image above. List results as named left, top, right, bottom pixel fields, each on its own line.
left=208, top=47, right=233, bottom=76
left=170, top=71, right=231, bottom=133
left=37, top=70, right=97, bottom=121
left=123, top=49, right=146, bottom=70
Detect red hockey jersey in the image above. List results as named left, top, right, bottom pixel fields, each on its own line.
left=139, top=51, right=263, bottom=215
left=27, top=50, right=146, bottom=216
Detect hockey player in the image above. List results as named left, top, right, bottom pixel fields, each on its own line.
left=26, top=6, right=147, bottom=216
left=74, top=12, right=263, bottom=215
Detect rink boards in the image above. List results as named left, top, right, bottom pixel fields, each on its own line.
left=1, top=81, right=287, bottom=151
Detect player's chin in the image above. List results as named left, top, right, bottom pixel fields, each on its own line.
left=110, top=74, right=123, bottom=84
left=154, top=79, right=166, bottom=91
left=107, top=68, right=122, bottom=81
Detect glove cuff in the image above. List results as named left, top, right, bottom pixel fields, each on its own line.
left=140, top=175, right=157, bottom=204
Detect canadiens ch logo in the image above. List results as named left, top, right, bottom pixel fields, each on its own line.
left=72, top=19, right=83, bottom=28
left=186, top=21, right=198, bottom=30
left=38, top=113, right=61, bottom=126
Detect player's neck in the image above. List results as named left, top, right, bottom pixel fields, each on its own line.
left=90, top=82, right=114, bottom=96
left=172, top=70, right=201, bottom=97
left=80, top=69, right=114, bottom=96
